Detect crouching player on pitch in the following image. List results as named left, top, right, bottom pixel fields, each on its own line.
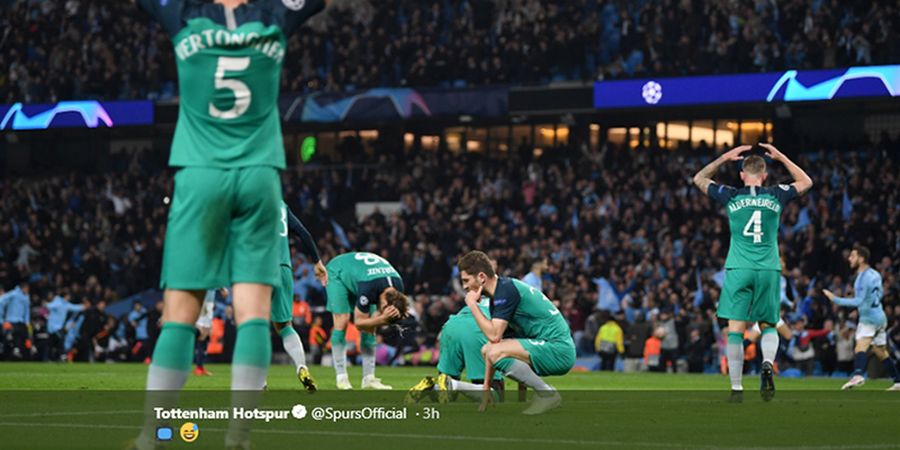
left=406, top=295, right=506, bottom=404
left=458, top=251, right=575, bottom=415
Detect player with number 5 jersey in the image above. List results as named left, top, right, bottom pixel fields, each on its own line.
left=693, top=143, right=812, bottom=401
left=130, top=1, right=327, bottom=449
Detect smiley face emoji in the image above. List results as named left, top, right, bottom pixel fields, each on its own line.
left=180, top=422, right=199, bottom=443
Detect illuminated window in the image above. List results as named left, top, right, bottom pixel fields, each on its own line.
left=420, top=135, right=440, bottom=151
left=512, top=125, right=532, bottom=150
left=490, top=126, right=511, bottom=152
left=445, top=127, right=464, bottom=152
left=403, top=133, right=415, bottom=152
left=714, top=120, right=736, bottom=150
left=740, top=121, right=770, bottom=145
left=663, top=121, right=689, bottom=150
left=358, top=129, right=378, bottom=140
left=590, top=123, right=601, bottom=151
left=690, top=120, right=714, bottom=149
left=467, top=127, right=487, bottom=153
left=536, top=124, right=556, bottom=148
left=608, top=127, right=628, bottom=146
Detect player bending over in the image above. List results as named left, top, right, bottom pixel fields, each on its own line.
left=325, top=252, right=410, bottom=390
left=458, top=251, right=576, bottom=415
left=693, top=143, right=812, bottom=402
left=823, top=245, right=900, bottom=391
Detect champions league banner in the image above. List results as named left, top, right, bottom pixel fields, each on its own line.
left=593, top=65, right=900, bottom=109
left=0, top=100, right=154, bottom=130
left=280, top=86, right=508, bottom=123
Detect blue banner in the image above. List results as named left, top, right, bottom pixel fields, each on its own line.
left=593, top=65, right=900, bottom=109
left=281, top=86, right=507, bottom=123
left=0, top=100, right=154, bottom=130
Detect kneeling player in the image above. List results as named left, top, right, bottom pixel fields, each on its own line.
left=458, top=251, right=576, bottom=415
left=407, top=296, right=506, bottom=404
left=325, top=252, right=410, bottom=389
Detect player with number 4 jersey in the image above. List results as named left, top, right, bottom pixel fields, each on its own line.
left=693, top=143, right=812, bottom=401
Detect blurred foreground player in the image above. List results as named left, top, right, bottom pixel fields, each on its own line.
left=130, top=0, right=327, bottom=448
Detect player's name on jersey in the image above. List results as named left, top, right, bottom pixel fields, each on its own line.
left=366, top=267, right=398, bottom=276
left=727, top=197, right=781, bottom=214
left=175, top=29, right=285, bottom=63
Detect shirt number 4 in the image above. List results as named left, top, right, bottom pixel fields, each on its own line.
left=742, top=210, right=763, bottom=244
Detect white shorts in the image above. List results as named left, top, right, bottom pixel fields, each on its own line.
left=751, top=318, right=785, bottom=334
left=856, top=322, right=887, bottom=346
left=195, top=294, right=216, bottom=329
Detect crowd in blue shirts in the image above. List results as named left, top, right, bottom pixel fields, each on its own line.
left=2, top=0, right=897, bottom=102
left=3, top=138, right=899, bottom=375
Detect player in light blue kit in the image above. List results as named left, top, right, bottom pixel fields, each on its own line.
left=823, top=245, right=900, bottom=391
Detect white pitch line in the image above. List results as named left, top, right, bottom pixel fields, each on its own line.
left=0, top=422, right=896, bottom=450
left=0, top=410, right=143, bottom=418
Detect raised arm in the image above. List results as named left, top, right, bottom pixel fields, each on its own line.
left=692, top=145, right=752, bottom=193
left=464, top=287, right=508, bottom=343
left=352, top=306, right=401, bottom=333
left=759, top=143, right=813, bottom=194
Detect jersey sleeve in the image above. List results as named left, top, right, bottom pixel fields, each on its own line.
left=771, top=184, right=799, bottom=204
left=707, top=183, right=737, bottom=206
left=490, top=280, right=521, bottom=322
left=268, top=0, right=326, bottom=36
left=135, top=0, right=184, bottom=35
left=354, top=279, right=383, bottom=311
left=286, top=206, right=320, bottom=263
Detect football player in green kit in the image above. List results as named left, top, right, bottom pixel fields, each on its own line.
left=405, top=296, right=507, bottom=404
left=693, top=143, right=812, bottom=402
left=130, top=0, right=327, bottom=448
left=271, top=201, right=327, bottom=391
left=457, top=251, right=576, bottom=415
left=325, top=252, right=410, bottom=390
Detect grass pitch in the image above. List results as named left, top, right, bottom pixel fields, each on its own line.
left=0, top=363, right=897, bottom=450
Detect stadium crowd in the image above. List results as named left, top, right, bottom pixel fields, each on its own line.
left=2, top=137, right=899, bottom=376
left=2, top=0, right=898, bottom=102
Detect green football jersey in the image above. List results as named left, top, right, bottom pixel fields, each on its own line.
left=278, top=201, right=291, bottom=267
left=327, top=252, right=404, bottom=310
left=490, top=277, right=571, bottom=341
left=456, top=297, right=491, bottom=318
left=707, top=184, right=798, bottom=270
left=137, top=0, right=324, bottom=168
